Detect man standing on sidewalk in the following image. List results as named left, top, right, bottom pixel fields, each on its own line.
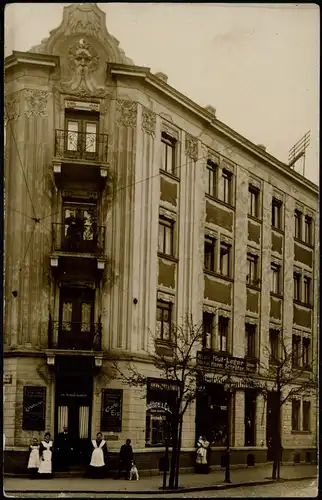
left=117, top=439, right=133, bottom=479
left=55, top=426, right=73, bottom=472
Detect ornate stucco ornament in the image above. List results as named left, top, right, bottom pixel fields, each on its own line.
left=141, top=107, right=156, bottom=137
left=24, top=90, right=49, bottom=118
left=185, top=133, right=198, bottom=161
left=4, top=91, right=21, bottom=122
left=116, top=100, right=138, bottom=128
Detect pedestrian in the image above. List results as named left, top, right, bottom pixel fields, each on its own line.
left=38, top=432, right=53, bottom=478
left=196, top=435, right=210, bottom=474
left=89, top=432, right=108, bottom=478
left=55, top=426, right=74, bottom=472
left=117, top=438, right=133, bottom=479
left=27, top=437, right=40, bottom=478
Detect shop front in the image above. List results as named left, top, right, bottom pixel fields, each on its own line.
left=145, top=378, right=178, bottom=447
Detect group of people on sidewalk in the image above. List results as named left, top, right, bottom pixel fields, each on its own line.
left=27, top=427, right=136, bottom=480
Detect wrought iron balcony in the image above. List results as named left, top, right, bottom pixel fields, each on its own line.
left=52, top=222, right=105, bottom=255
left=48, top=320, right=102, bottom=351
left=55, top=129, right=108, bottom=163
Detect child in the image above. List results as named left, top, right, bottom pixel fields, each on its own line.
left=129, top=460, right=139, bottom=481
left=27, top=438, right=40, bottom=478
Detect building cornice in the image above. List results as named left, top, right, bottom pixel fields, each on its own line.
left=5, top=51, right=60, bottom=71
left=109, top=63, right=318, bottom=197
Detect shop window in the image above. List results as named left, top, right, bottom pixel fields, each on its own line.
left=302, top=401, right=311, bottom=431
left=196, top=383, right=228, bottom=447
left=156, top=300, right=172, bottom=342
left=145, top=379, right=178, bottom=447
left=204, top=237, right=216, bottom=272
left=218, top=316, right=229, bottom=352
left=292, top=399, right=300, bottom=431
left=244, top=390, right=256, bottom=446
left=161, top=132, right=176, bottom=175
left=206, top=160, right=218, bottom=198
left=158, top=217, right=174, bottom=256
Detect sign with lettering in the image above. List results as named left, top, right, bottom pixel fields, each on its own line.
left=101, top=389, right=122, bottom=432
left=197, top=352, right=257, bottom=373
left=22, top=386, right=46, bottom=431
left=147, top=401, right=172, bottom=413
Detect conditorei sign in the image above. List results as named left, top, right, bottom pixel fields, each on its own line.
left=197, top=351, right=257, bottom=373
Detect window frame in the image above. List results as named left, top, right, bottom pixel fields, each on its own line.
left=248, top=185, right=259, bottom=218
left=247, top=253, right=258, bottom=286
left=245, top=323, right=257, bottom=358
left=218, top=316, right=229, bottom=353
left=161, top=132, right=176, bottom=175
left=304, top=216, right=312, bottom=245
left=206, top=160, right=218, bottom=198
left=302, top=401, right=311, bottom=432
left=292, top=399, right=301, bottom=431
left=272, top=198, right=282, bottom=229
left=303, top=276, right=311, bottom=305
left=222, top=169, right=232, bottom=205
left=156, top=300, right=173, bottom=342
left=292, top=334, right=301, bottom=368
left=220, top=242, right=231, bottom=277
left=293, top=272, right=301, bottom=301
left=302, top=338, right=311, bottom=370
left=294, top=210, right=302, bottom=240
left=269, top=329, right=279, bottom=362
left=158, top=216, right=174, bottom=257
left=204, top=236, right=216, bottom=272
left=271, top=263, right=281, bottom=295
left=202, top=312, right=214, bottom=350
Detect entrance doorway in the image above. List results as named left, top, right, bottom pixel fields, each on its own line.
left=55, top=357, right=93, bottom=469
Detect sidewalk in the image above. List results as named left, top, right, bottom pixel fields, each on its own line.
left=4, top=464, right=317, bottom=494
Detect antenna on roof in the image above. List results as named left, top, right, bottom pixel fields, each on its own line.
left=288, top=131, right=310, bottom=177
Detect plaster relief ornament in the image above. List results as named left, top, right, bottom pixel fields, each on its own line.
left=116, top=100, right=138, bottom=128
left=141, top=107, right=156, bottom=137
left=63, top=38, right=105, bottom=97
left=185, top=133, right=198, bottom=162
left=24, top=90, right=49, bottom=118
left=4, top=91, right=21, bottom=122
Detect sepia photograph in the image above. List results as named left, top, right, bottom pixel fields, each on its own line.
left=3, top=2, right=319, bottom=498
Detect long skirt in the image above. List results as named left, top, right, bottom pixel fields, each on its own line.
left=89, top=465, right=106, bottom=478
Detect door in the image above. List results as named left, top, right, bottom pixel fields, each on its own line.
left=59, top=288, right=95, bottom=350
left=62, top=201, right=98, bottom=253
left=65, top=112, right=99, bottom=161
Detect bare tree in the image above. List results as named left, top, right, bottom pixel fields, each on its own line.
left=113, top=314, right=212, bottom=490
left=254, top=332, right=317, bottom=479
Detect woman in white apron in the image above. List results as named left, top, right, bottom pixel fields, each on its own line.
left=89, top=432, right=108, bottom=478
left=38, top=432, right=53, bottom=478
left=27, top=437, right=40, bottom=478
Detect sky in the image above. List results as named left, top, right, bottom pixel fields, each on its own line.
left=4, top=2, right=320, bottom=185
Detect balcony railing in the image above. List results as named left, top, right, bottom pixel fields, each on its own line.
left=52, top=222, right=105, bottom=255
left=55, top=129, right=109, bottom=163
left=48, top=320, right=102, bottom=351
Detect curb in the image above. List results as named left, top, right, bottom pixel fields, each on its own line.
left=5, top=474, right=317, bottom=495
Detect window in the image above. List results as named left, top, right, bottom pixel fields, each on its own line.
left=247, top=254, right=258, bottom=286
left=269, top=329, right=279, bottom=361
left=222, top=169, right=232, bottom=205
left=302, top=338, right=311, bottom=369
left=303, top=277, right=311, bottom=305
left=292, top=334, right=301, bottom=368
left=158, top=217, right=174, bottom=256
left=220, top=243, right=231, bottom=277
left=161, top=132, right=176, bottom=174
left=218, top=316, right=229, bottom=352
left=244, top=390, right=256, bottom=446
left=304, top=216, right=312, bottom=245
left=302, top=401, right=311, bottom=431
left=292, top=399, right=301, bottom=431
left=245, top=323, right=256, bottom=358
left=293, top=273, right=301, bottom=301
left=203, top=312, right=214, bottom=350
left=67, top=120, right=79, bottom=151
left=204, top=237, right=216, bottom=272
left=294, top=210, right=302, bottom=240
left=156, top=300, right=172, bottom=341
left=145, top=379, right=178, bottom=446
left=271, top=263, right=280, bottom=294
left=272, top=199, right=282, bottom=229
left=206, top=160, right=218, bottom=198
left=248, top=185, right=259, bottom=218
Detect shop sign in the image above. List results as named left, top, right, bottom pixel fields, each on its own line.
left=60, top=392, right=87, bottom=398
left=197, top=351, right=257, bottom=373
left=147, top=401, right=172, bottom=413
left=22, top=386, right=46, bottom=431
left=101, top=389, right=122, bottom=432
left=148, top=378, right=179, bottom=392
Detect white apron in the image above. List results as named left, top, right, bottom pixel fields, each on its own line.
left=90, top=439, right=106, bottom=467
left=28, top=446, right=40, bottom=469
left=38, top=440, right=53, bottom=474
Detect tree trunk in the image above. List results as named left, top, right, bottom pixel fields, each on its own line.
left=174, top=417, right=183, bottom=489
left=271, top=388, right=282, bottom=480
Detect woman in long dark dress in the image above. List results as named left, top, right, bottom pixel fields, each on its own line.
left=89, top=432, right=108, bottom=478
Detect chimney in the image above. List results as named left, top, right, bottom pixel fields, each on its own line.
left=155, top=72, right=168, bottom=83
left=205, top=105, right=216, bottom=117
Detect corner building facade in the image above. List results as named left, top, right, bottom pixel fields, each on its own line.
left=4, top=4, right=318, bottom=474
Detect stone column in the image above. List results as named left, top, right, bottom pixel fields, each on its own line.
left=234, top=391, right=245, bottom=447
